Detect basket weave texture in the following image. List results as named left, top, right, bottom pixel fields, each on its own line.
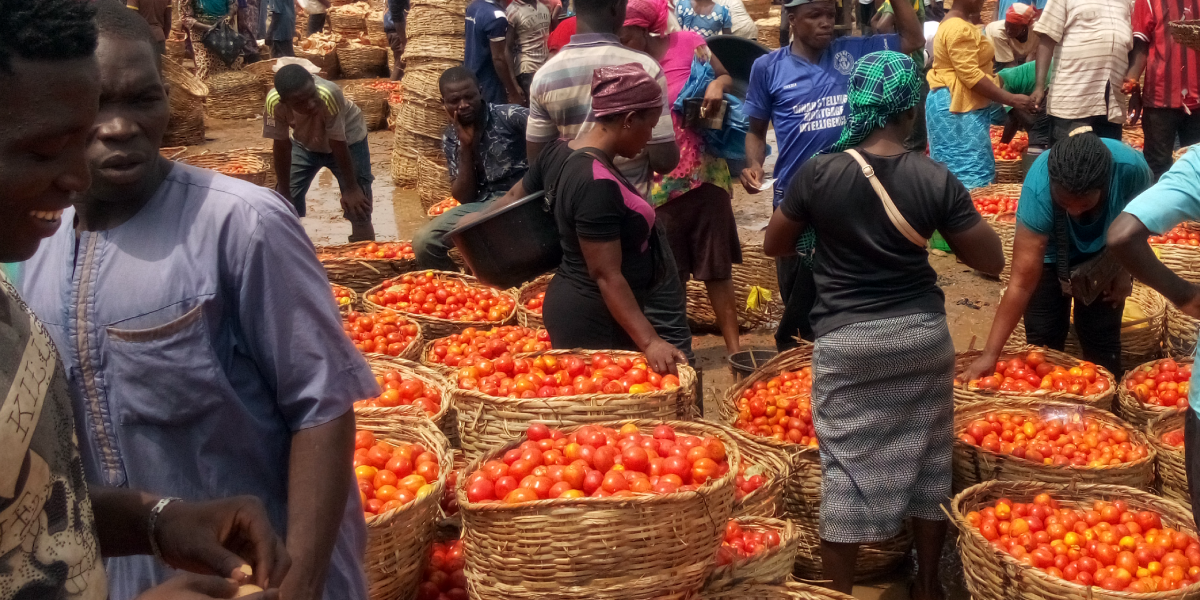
left=516, top=274, right=551, bottom=328
left=178, top=152, right=270, bottom=187
left=1166, top=302, right=1200, bottom=358
left=1146, top=407, right=1189, bottom=509
left=363, top=271, right=518, bottom=339
left=353, top=411, right=449, bottom=600
left=404, top=34, right=466, bottom=63
left=398, top=100, right=450, bottom=141
left=457, top=418, right=737, bottom=600
left=704, top=517, right=799, bottom=591
left=317, top=240, right=418, bottom=292
left=206, top=71, right=265, bottom=120
left=701, top=582, right=856, bottom=600
left=417, top=153, right=452, bottom=210
left=357, top=354, right=459, bottom=444
left=343, top=79, right=390, bottom=130
left=452, top=349, right=698, bottom=462
left=952, top=480, right=1200, bottom=600
left=296, top=46, right=341, bottom=80
left=686, top=243, right=783, bottom=332
left=994, top=157, right=1022, bottom=184
left=952, top=398, right=1156, bottom=491
left=721, top=426, right=789, bottom=519
left=163, top=57, right=208, bottom=146
left=338, top=43, right=389, bottom=79
left=1116, top=358, right=1194, bottom=429
left=953, top=345, right=1117, bottom=410
left=408, top=5, right=465, bottom=35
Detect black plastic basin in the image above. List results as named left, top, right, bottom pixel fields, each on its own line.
left=446, top=191, right=562, bottom=289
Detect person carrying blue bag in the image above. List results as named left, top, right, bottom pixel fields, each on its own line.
left=618, top=0, right=745, bottom=355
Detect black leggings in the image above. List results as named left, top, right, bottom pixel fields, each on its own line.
left=1023, top=262, right=1123, bottom=376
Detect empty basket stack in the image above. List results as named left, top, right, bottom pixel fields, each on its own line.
left=163, top=57, right=207, bottom=146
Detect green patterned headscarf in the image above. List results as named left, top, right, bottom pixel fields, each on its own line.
left=830, top=51, right=922, bottom=153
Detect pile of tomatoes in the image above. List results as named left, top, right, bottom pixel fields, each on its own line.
left=967, top=350, right=1110, bottom=396
left=716, top=520, right=783, bottom=566
left=1124, top=358, right=1192, bottom=408
left=733, top=462, right=767, bottom=501
left=524, top=291, right=545, bottom=315
left=428, top=197, right=461, bottom=216
left=1148, top=225, right=1200, bottom=246
left=417, top=539, right=467, bottom=600
left=455, top=352, right=680, bottom=398
left=367, top=271, right=516, bottom=322
left=992, top=129, right=1029, bottom=161
left=732, top=367, right=817, bottom=447
left=321, top=241, right=415, bottom=260
left=354, top=368, right=441, bottom=415
left=968, top=494, right=1200, bottom=592
left=973, top=194, right=1019, bottom=216
left=426, top=326, right=551, bottom=369
left=463, top=422, right=730, bottom=503
left=355, top=431, right=440, bottom=518
left=333, top=285, right=354, bottom=309
left=960, top=411, right=1148, bottom=467
left=1163, top=429, right=1185, bottom=448
left=342, top=310, right=420, bottom=356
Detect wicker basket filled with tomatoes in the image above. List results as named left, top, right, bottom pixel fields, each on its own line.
left=516, top=273, right=551, bottom=329
left=953, top=399, right=1155, bottom=491
left=719, top=345, right=914, bottom=581
left=456, top=419, right=738, bottom=600
left=1166, top=302, right=1200, bottom=359
left=971, top=184, right=1022, bottom=219
left=952, top=480, right=1200, bottom=600
left=704, top=517, right=799, bottom=591
left=364, top=270, right=519, bottom=339
left=1153, top=223, right=1200, bottom=284
left=353, top=413, right=450, bottom=600
left=356, top=355, right=453, bottom=437
left=342, top=309, right=424, bottom=361
left=332, top=284, right=357, bottom=313
left=953, top=346, right=1117, bottom=410
left=1009, top=285, right=1167, bottom=368
left=721, top=425, right=790, bottom=519
left=1117, top=357, right=1192, bottom=429
left=317, top=241, right=418, bottom=292
left=451, top=349, right=696, bottom=462
left=1147, top=407, right=1189, bottom=509
left=701, top=581, right=856, bottom=600
left=991, top=129, right=1027, bottom=184
left=421, top=325, right=551, bottom=375
left=992, top=212, right=1018, bottom=283
left=426, top=196, right=461, bottom=217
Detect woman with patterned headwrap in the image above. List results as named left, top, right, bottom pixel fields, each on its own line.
left=619, top=0, right=744, bottom=354
left=763, top=51, right=1004, bottom=596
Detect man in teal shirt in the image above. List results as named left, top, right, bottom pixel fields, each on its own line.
left=1109, top=146, right=1200, bottom=528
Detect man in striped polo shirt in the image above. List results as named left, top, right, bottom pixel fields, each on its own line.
left=263, top=65, right=375, bottom=241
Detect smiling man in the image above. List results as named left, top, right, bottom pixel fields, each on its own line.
left=17, top=3, right=377, bottom=600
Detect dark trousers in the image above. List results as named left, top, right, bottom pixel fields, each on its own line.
left=1185, top=409, right=1200, bottom=528
left=307, top=12, right=327, bottom=35
left=856, top=1, right=876, bottom=35
left=774, top=255, right=816, bottom=351
left=517, top=73, right=534, bottom=104
left=1024, top=262, right=1123, bottom=376
left=1142, top=106, right=1200, bottom=180
left=387, top=21, right=406, bottom=79
left=289, top=138, right=374, bottom=220
left=1051, top=115, right=1121, bottom=144
left=265, top=12, right=295, bottom=57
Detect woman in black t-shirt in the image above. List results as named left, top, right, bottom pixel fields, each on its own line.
left=762, top=51, right=1005, bottom=596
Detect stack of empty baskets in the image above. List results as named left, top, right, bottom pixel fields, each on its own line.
left=392, top=0, right=465, bottom=211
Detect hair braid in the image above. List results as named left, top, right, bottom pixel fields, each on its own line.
left=0, top=0, right=97, bottom=73
left=1047, top=131, right=1112, bottom=195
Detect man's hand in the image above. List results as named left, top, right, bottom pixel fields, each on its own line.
left=340, top=187, right=371, bottom=222
left=155, top=496, right=290, bottom=591
left=740, top=164, right=764, bottom=194
left=1127, top=87, right=1143, bottom=125
left=1103, top=274, right=1134, bottom=306
left=644, top=338, right=687, bottom=376
left=134, top=573, right=278, bottom=600
left=1030, top=87, right=1046, bottom=112
left=1007, top=94, right=1035, bottom=113
left=960, top=353, right=1000, bottom=385
left=181, top=16, right=197, bottom=29
left=454, top=109, right=477, bottom=149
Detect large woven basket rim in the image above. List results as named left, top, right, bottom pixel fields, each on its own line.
left=955, top=344, right=1117, bottom=404
left=317, top=240, right=417, bottom=268
left=362, top=270, right=519, bottom=328
left=1116, top=357, right=1194, bottom=424
left=705, top=516, right=800, bottom=589
left=1146, top=406, right=1187, bottom=457
left=357, top=411, right=451, bottom=528
left=418, top=324, right=548, bottom=374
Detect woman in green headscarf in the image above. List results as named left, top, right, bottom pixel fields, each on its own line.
left=180, top=0, right=238, bottom=78
left=763, top=50, right=1004, bottom=597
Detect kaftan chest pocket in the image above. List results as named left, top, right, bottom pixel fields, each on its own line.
left=105, top=301, right=232, bottom=426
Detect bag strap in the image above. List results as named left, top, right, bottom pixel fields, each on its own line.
left=844, top=149, right=928, bottom=248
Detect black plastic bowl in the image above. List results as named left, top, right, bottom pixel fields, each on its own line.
left=446, top=191, right=562, bottom=289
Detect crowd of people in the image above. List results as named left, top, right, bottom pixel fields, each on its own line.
left=9, top=0, right=1200, bottom=596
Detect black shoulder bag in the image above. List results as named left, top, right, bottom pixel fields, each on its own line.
left=202, top=17, right=243, bottom=66
left=1052, top=200, right=1127, bottom=305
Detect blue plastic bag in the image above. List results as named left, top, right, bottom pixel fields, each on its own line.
left=671, top=53, right=758, bottom=161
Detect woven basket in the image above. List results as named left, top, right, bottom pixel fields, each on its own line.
left=992, top=212, right=1017, bottom=282
left=722, top=426, right=790, bottom=519
left=953, top=345, right=1117, bottom=410
left=457, top=418, right=737, bottom=600
left=387, top=97, right=402, bottom=130
left=317, top=241, right=418, bottom=292
left=1156, top=242, right=1200, bottom=284
left=417, top=326, right=550, bottom=376
left=367, top=10, right=386, bottom=35
left=358, top=354, right=459, bottom=445
left=408, top=5, right=466, bottom=36
left=160, top=146, right=188, bottom=160
left=363, top=271, right=519, bottom=339
left=1116, top=357, right=1194, bottom=429
left=243, top=59, right=278, bottom=92
left=178, top=152, right=270, bottom=187
left=952, top=398, right=1156, bottom=491
left=994, top=157, right=1022, bottom=184
left=981, top=0, right=997, bottom=23
left=227, top=146, right=276, bottom=189
left=353, top=411, right=449, bottom=600
left=391, top=129, right=442, bottom=186
left=346, top=310, right=425, bottom=362
left=417, top=152, right=452, bottom=210
left=704, top=517, right=799, bottom=591
left=400, top=61, right=456, bottom=104
left=516, top=273, right=551, bottom=328
left=166, top=35, right=188, bottom=61
left=329, top=4, right=369, bottom=36
left=343, top=80, right=390, bottom=130
left=333, top=284, right=358, bottom=313
left=398, top=100, right=450, bottom=141
left=1166, top=302, right=1200, bottom=357
left=1147, top=407, right=1190, bottom=509
left=952, top=480, right=1200, bottom=600
left=164, top=57, right=208, bottom=146
left=717, top=345, right=913, bottom=581
left=1169, top=19, right=1200, bottom=51
left=338, top=44, right=389, bottom=79
left=296, top=47, right=341, bottom=80
left=1123, top=123, right=1145, bottom=148
left=701, top=582, right=856, bottom=600
left=452, top=349, right=698, bottom=462
left=205, top=71, right=265, bottom=120
left=755, top=17, right=781, bottom=49
left=686, top=243, right=784, bottom=332
left=404, top=35, right=465, bottom=63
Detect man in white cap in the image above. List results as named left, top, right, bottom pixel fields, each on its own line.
left=985, top=2, right=1039, bottom=69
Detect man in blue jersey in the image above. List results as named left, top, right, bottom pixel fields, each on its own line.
left=466, top=0, right=525, bottom=105
left=740, top=0, right=923, bottom=350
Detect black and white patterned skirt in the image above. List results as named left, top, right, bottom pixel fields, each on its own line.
left=812, top=312, right=955, bottom=544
